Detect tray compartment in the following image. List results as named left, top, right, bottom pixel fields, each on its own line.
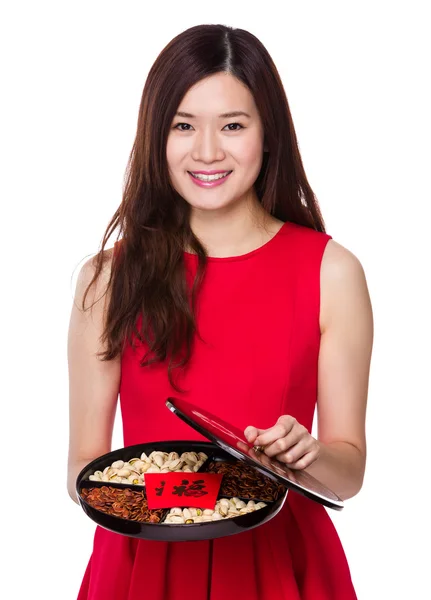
left=78, top=481, right=169, bottom=527
left=201, top=458, right=287, bottom=502
left=161, top=495, right=274, bottom=524
left=79, top=441, right=215, bottom=487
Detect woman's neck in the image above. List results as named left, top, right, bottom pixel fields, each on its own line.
left=188, top=196, right=284, bottom=258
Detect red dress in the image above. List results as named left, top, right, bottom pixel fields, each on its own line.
left=77, top=221, right=357, bottom=599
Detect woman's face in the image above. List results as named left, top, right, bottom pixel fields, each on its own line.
left=167, top=72, right=265, bottom=214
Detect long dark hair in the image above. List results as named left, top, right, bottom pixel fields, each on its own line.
left=82, top=23, right=325, bottom=389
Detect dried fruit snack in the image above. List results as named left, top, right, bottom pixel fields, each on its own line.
left=81, top=486, right=165, bottom=523
left=206, top=460, right=286, bottom=502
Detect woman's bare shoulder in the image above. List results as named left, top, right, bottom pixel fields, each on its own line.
left=80, top=246, right=115, bottom=278
left=76, top=246, right=116, bottom=309
left=322, top=239, right=366, bottom=281
left=320, top=239, right=372, bottom=332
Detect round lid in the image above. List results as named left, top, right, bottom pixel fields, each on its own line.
left=166, top=397, right=343, bottom=511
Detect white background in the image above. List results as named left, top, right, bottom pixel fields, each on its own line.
left=1, top=1, right=430, bottom=598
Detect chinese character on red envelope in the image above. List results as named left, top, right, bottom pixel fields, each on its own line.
left=145, top=472, right=223, bottom=509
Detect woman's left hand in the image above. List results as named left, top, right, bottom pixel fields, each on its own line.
left=244, top=415, right=321, bottom=470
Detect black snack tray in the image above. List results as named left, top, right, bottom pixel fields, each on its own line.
left=76, top=441, right=287, bottom=541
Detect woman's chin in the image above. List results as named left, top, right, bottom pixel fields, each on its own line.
left=187, top=199, right=236, bottom=213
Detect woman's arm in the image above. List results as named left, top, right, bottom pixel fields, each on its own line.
left=304, top=240, right=374, bottom=499
left=244, top=239, right=373, bottom=501
left=67, top=249, right=121, bottom=504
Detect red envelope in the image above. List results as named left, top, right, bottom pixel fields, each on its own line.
left=145, top=472, right=223, bottom=509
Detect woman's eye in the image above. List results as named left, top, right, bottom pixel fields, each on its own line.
left=173, top=122, right=244, bottom=131
left=174, top=123, right=192, bottom=131
left=224, top=123, right=244, bottom=131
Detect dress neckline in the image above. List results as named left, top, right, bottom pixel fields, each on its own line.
left=183, top=221, right=289, bottom=263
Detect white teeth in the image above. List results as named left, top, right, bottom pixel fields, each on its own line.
left=190, top=171, right=231, bottom=182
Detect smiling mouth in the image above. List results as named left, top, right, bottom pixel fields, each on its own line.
left=188, top=171, right=233, bottom=181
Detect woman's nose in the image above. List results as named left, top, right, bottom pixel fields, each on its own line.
left=191, top=130, right=225, bottom=163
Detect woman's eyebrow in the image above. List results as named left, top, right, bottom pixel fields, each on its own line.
left=174, top=110, right=251, bottom=119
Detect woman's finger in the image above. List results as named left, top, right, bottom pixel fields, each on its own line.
left=258, top=424, right=306, bottom=457
left=244, top=425, right=266, bottom=444
left=273, top=437, right=311, bottom=463
left=253, top=419, right=296, bottom=447
left=281, top=449, right=319, bottom=470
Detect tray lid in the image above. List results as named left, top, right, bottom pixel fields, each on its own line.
left=166, top=397, right=344, bottom=511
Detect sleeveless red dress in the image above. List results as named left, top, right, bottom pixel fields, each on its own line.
left=77, top=221, right=357, bottom=599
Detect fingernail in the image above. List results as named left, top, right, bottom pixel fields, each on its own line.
left=244, top=427, right=254, bottom=441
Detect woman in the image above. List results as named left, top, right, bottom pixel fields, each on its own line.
left=68, top=23, right=373, bottom=600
